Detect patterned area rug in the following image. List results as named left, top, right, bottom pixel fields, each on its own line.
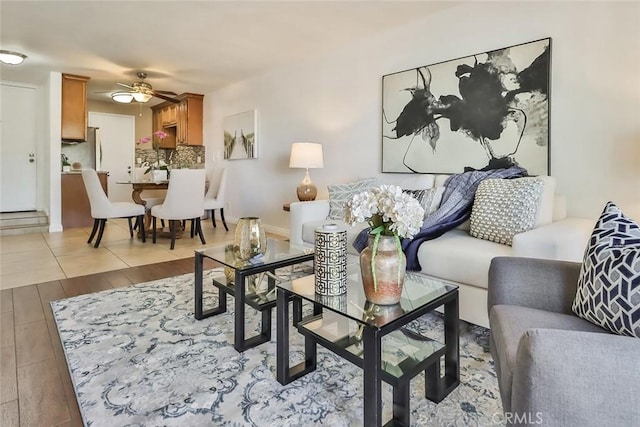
left=52, top=266, right=503, bottom=426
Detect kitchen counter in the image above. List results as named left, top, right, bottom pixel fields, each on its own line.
left=61, top=170, right=109, bottom=175
left=61, top=171, right=108, bottom=228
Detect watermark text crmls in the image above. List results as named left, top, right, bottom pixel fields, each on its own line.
left=492, top=411, right=543, bottom=425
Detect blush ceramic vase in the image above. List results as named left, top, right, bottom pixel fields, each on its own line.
left=234, top=217, right=267, bottom=260
left=359, top=234, right=406, bottom=305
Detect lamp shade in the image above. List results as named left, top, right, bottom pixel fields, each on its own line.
left=111, top=91, right=134, bottom=103
left=132, top=92, right=152, bottom=103
left=289, top=142, right=324, bottom=169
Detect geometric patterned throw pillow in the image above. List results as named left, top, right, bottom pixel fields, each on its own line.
left=572, top=202, right=640, bottom=338
left=327, top=178, right=376, bottom=220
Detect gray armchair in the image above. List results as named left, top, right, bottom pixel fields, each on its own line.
left=488, top=257, right=640, bottom=426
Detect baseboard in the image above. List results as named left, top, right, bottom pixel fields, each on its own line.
left=49, top=224, right=63, bottom=232
left=225, top=215, right=290, bottom=238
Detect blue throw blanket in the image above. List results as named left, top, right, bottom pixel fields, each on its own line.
left=353, top=166, right=528, bottom=271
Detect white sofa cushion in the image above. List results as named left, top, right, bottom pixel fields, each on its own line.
left=398, top=174, right=435, bottom=190
left=417, top=229, right=513, bottom=289
left=534, top=175, right=556, bottom=226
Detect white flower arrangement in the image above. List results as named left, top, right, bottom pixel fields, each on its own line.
left=345, top=184, right=425, bottom=239
left=345, top=184, right=425, bottom=292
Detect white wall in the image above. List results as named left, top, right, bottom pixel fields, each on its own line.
left=47, top=72, right=62, bottom=232
left=204, top=1, right=640, bottom=233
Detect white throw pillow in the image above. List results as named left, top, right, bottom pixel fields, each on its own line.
left=572, top=202, right=640, bottom=338
left=327, top=178, right=376, bottom=221
left=470, top=177, right=544, bottom=245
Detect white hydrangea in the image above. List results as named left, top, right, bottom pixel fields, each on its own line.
left=344, top=184, right=425, bottom=239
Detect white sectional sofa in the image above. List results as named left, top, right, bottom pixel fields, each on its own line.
left=289, top=174, right=595, bottom=328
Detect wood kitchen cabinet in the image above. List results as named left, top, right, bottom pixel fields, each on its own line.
left=61, top=172, right=107, bottom=228
left=151, top=93, right=204, bottom=147
left=161, top=103, right=177, bottom=126
left=61, top=73, right=90, bottom=141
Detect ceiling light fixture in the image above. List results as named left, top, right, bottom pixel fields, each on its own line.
left=0, top=50, right=27, bottom=65
left=111, top=91, right=134, bottom=103
left=132, top=92, right=152, bottom=103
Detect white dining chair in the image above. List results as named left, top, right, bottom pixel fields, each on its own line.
left=151, top=169, right=206, bottom=249
left=81, top=169, right=146, bottom=248
left=203, top=167, right=229, bottom=231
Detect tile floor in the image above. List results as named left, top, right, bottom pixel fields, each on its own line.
left=0, top=218, right=271, bottom=290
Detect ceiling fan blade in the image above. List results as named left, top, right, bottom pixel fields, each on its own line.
left=154, top=90, right=178, bottom=96
left=153, top=92, right=180, bottom=103
left=117, top=82, right=134, bottom=89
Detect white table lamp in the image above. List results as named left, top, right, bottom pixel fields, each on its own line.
left=289, top=142, right=323, bottom=201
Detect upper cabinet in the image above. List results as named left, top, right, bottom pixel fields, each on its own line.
left=61, top=73, right=90, bottom=141
left=152, top=93, right=204, bottom=147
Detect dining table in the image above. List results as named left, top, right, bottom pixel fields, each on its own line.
left=116, top=179, right=180, bottom=239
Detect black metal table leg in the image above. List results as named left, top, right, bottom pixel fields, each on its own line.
left=276, top=288, right=290, bottom=384
left=233, top=270, right=246, bottom=352
left=194, top=252, right=204, bottom=319
left=391, top=381, right=411, bottom=426
left=277, top=290, right=317, bottom=385
left=194, top=252, right=228, bottom=320
left=425, top=291, right=460, bottom=402
left=363, top=326, right=383, bottom=427
left=232, top=270, right=274, bottom=352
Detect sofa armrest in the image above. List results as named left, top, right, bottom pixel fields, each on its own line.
left=511, top=329, right=640, bottom=426
left=512, top=217, right=595, bottom=262
left=289, top=200, right=330, bottom=246
left=488, top=257, right=581, bottom=315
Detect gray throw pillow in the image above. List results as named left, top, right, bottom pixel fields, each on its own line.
left=469, top=178, right=544, bottom=245
left=327, top=178, right=376, bottom=220
left=572, top=202, right=640, bottom=338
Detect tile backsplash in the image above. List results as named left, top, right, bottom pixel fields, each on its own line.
left=135, top=145, right=206, bottom=169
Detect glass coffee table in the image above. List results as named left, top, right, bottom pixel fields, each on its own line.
left=194, top=238, right=313, bottom=352
left=276, top=264, right=459, bottom=426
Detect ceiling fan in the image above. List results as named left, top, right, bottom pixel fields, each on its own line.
left=112, top=72, right=179, bottom=104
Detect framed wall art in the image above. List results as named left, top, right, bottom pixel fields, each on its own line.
left=223, top=110, right=257, bottom=160
left=382, top=38, right=551, bottom=175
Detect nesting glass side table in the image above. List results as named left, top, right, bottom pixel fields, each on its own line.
left=276, top=265, right=459, bottom=426
left=194, top=238, right=313, bottom=352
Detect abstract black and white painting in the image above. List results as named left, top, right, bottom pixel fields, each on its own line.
left=382, top=38, right=550, bottom=175
left=223, top=110, right=257, bottom=160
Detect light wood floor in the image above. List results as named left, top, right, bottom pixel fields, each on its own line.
left=0, top=256, right=225, bottom=427
left=1, top=218, right=288, bottom=426
left=0, top=218, right=241, bottom=290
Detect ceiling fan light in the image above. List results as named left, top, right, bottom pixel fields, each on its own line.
left=0, top=50, right=27, bottom=65
left=132, top=92, right=152, bottom=103
left=111, top=91, right=134, bottom=103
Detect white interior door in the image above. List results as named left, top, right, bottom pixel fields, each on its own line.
left=88, top=112, right=134, bottom=203
left=1, top=83, right=37, bottom=212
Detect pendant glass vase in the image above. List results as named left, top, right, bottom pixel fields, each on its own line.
left=359, top=234, right=406, bottom=305
left=234, top=217, right=267, bottom=260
